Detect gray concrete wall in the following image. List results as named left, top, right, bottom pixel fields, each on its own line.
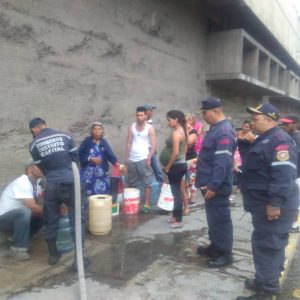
left=0, top=0, right=208, bottom=187
left=242, top=0, right=300, bottom=64
left=208, top=83, right=264, bottom=128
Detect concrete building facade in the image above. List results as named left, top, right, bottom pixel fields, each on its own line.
left=0, top=0, right=299, bottom=187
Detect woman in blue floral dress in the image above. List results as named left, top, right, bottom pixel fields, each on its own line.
left=79, top=122, right=118, bottom=196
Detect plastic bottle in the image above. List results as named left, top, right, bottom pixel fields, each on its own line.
left=56, top=204, right=74, bottom=253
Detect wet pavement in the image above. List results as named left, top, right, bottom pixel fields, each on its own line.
left=278, top=242, right=300, bottom=300
left=0, top=193, right=298, bottom=300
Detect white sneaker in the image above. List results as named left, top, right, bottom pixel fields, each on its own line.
left=9, top=246, right=30, bottom=261
left=291, top=226, right=299, bottom=233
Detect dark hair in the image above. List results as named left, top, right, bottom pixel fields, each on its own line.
left=166, top=110, right=187, bottom=141
left=136, top=106, right=147, bottom=113
left=243, top=120, right=251, bottom=125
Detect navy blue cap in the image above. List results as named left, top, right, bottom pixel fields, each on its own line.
left=200, top=97, right=221, bottom=110
left=143, top=103, right=156, bottom=110
left=246, top=103, right=280, bottom=121
left=29, top=117, right=46, bottom=129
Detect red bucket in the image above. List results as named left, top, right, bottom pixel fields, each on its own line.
left=123, top=188, right=140, bottom=214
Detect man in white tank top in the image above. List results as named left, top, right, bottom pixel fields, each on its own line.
left=126, top=106, right=156, bottom=213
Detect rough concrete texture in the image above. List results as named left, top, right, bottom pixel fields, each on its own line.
left=242, top=0, right=300, bottom=63
left=0, top=0, right=207, bottom=187
left=0, top=193, right=256, bottom=300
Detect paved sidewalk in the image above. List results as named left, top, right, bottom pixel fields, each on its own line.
left=0, top=193, right=298, bottom=300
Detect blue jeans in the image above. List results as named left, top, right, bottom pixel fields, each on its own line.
left=0, top=207, right=42, bottom=248
left=151, top=154, right=164, bottom=183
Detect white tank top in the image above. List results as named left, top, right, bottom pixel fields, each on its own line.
left=130, top=122, right=151, bottom=162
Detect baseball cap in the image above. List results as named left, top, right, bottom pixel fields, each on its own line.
left=29, top=117, right=46, bottom=129
left=200, top=97, right=221, bottom=111
left=246, top=103, right=280, bottom=121
left=279, top=114, right=300, bottom=124
left=91, top=121, right=104, bottom=128
left=143, top=104, right=156, bottom=110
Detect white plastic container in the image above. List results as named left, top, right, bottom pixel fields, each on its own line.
left=89, top=194, right=112, bottom=235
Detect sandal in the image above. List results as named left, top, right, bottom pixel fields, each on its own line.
left=167, top=217, right=176, bottom=223
left=143, top=205, right=150, bottom=214
left=183, top=208, right=190, bottom=216
left=188, top=201, right=197, bottom=208
left=171, top=222, right=183, bottom=229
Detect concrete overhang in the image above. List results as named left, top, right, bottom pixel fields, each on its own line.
left=206, top=74, right=285, bottom=96
left=206, top=29, right=300, bottom=101
left=201, top=0, right=300, bottom=77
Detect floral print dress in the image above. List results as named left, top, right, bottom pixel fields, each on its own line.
left=80, top=143, right=110, bottom=196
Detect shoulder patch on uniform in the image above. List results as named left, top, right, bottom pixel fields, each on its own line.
left=219, top=138, right=231, bottom=145
left=275, top=144, right=289, bottom=151
left=276, top=150, right=289, bottom=161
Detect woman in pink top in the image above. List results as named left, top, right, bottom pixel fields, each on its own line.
left=191, top=113, right=204, bottom=153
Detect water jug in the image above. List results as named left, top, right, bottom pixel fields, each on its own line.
left=56, top=204, right=74, bottom=253
left=89, top=194, right=112, bottom=235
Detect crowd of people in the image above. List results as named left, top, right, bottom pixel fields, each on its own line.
left=0, top=97, right=299, bottom=300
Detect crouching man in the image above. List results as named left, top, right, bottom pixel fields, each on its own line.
left=0, top=161, right=43, bottom=261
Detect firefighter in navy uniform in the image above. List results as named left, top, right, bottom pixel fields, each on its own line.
left=195, top=97, right=237, bottom=268
left=236, top=104, right=299, bottom=300
left=29, top=118, right=90, bottom=270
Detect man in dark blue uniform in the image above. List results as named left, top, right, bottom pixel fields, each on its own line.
left=195, top=97, right=236, bottom=268
left=29, top=118, right=90, bottom=270
left=280, top=114, right=300, bottom=233
left=236, top=104, right=299, bottom=300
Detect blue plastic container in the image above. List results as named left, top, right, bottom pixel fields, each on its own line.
left=56, top=205, right=74, bottom=253
left=139, top=181, right=160, bottom=205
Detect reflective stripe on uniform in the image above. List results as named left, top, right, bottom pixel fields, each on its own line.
left=33, top=160, right=41, bottom=164
left=69, top=147, right=77, bottom=152
left=215, top=150, right=232, bottom=156
left=271, top=161, right=297, bottom=169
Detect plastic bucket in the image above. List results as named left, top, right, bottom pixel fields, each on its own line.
left=112, top=203, right=119, bottom=216
left=139, top=181, right=160, bottom=205
left=123, top=188, right=140, bottom=215
left=89, top=194, right=112, bottom=235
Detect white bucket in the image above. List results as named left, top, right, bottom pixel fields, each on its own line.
left=123, top=188, right=140, bottom=214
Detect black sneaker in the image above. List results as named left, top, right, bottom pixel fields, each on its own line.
left=196, top=244, right=219, bottom=258
left=207, top=254, right=233, bottom=268
left=244, top=278, right=260, bottom=292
